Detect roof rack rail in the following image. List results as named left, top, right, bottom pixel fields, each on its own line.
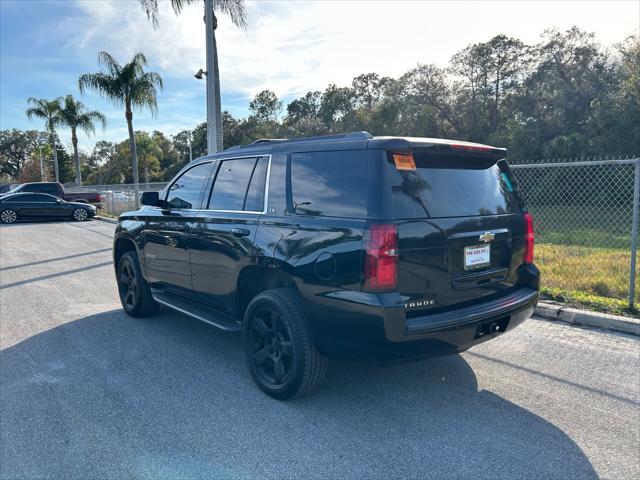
left=249, top=138, right=288, bottom=145
left=223, top=131, right=373, bottom=152
left=290, top=131, right=373, bottom=143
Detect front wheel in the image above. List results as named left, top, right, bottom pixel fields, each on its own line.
left=72, top=208, right=88, bottom=221
left=0, top=209, right=17, bottom=224
left=117, top=251, right=158, bottom=317
left=243, top=289, right=328, bottom=400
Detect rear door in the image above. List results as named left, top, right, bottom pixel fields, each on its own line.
left=189, top=156, right=270, bottom=313
left=381, top=148, right=525, bottom=312
left=36, top=194, right=68, bottom=217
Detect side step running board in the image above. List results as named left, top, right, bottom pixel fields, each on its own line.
left=152, top=291, right=241, bottom=332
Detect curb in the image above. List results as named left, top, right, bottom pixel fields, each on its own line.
left=95, top=216, right=118, bottom=225
left=535, top=302, right=640, bottom=337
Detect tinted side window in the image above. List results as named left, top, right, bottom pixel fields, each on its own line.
left=18, top=194, right=38, bottom=201
left=10, top=194, right=39, bottom=202
left=290, top=150, right=368, bottom=218
left=208, top=157, right=265, bottom=211
left=23, top=184, right=57, bottom=195
left=244, top=157, right=268, bottom=212
left=166, top=162, right=212, bottom=209
left=28, top=194, right=56, bottom=202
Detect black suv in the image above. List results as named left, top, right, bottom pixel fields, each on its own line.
left=113, top=131, right=539, bottom=399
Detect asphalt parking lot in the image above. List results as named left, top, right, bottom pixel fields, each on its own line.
left=1, top=220, right=639, bottom=479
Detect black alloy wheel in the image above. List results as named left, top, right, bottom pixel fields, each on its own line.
left=243, top=289, right=328, bottom=400
left=118, top=257, right=138, bottom=311
left=117, top=251, right=158, bottom=317
left=248, top=307, right=295, bottom=387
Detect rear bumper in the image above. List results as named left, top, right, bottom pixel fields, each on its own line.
left=396, top=287, right=538, bottom=338
left=308, top=285, right=538, bottom=363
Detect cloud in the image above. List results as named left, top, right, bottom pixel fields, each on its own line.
left=3, top=0, right=638, bottom=151
left=65, top=0, right=638, bottom=101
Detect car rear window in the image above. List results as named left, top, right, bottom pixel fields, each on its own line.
left=290, top=150, right=368, bottom=218
left=384, top=150, right=520, bottom=219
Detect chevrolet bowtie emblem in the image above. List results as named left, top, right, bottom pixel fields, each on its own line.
left=479, top=232, right=495, bottom=243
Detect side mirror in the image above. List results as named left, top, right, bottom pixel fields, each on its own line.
left=140, top=191, right=161, bottom=207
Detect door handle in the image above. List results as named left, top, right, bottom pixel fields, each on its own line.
left=231, top=228, right=251, bottom=237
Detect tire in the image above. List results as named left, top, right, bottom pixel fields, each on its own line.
left=72, top=208, right=88, bottom=222
left=0, top=209, right=17, bottom=224
left=117, top=251, right=159, bottom=318
left=242, top=288, right=328, bottom=400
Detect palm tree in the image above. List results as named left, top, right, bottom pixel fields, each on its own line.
left=135, top=132, right=163, bottom=187
left=26, top=97, right=62, bottom=183
left=58, top=95, right=106, bottom=186
left=138, top=0, right=247, bottom=152
left=78, top=52, right=162, bottom=206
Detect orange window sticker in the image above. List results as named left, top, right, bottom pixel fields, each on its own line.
left=393, top=153, right=416, bottom=170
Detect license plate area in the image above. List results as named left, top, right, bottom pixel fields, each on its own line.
left=464, top=244, right=491, bottom=270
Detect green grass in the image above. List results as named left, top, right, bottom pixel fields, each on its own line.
left=536, top=242, right=638, bottom=317
left=537, top=243, right=636, bottom=299
left=527, top=204, right=637, bottom=314
left=541, top=287, right=638, bottom=318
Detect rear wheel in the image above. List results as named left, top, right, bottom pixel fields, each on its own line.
left=117, top=251, right=158, bottom=317
left=0, top=209, right=17, bottom=224
left=72, top=208, right=88, bottom=221
left=243, top=288, right=328, bottom=400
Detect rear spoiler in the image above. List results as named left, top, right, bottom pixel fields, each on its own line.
left=368, top=137, right=507, bottom=161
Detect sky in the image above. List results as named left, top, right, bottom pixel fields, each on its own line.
left=1, top=0, right=638, bottom=153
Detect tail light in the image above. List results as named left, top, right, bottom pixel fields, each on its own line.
left=363, top=223, right=398, bottom=291
left=523, top=213, right=534, bottom=264
left=450, top=143, right=493, bottom=153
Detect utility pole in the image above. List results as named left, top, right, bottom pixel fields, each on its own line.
left=188, top=130, right=193, bottom=162
left=204, top=0, right=218, bottom=155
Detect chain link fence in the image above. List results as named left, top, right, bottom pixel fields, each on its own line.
left=511, top=156, right=639, bottom=308
left=73, top=155, right=640, bottom=309
left=65, top=182, right=167, bottom=218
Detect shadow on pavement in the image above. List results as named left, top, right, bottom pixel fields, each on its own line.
left=0, top=219, right=98, bottom=226
left=0, top=308, right=597, bottom=479
left=0, top=248, right=112, bottom=272
left=0, top=261, right=113, bottom=289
